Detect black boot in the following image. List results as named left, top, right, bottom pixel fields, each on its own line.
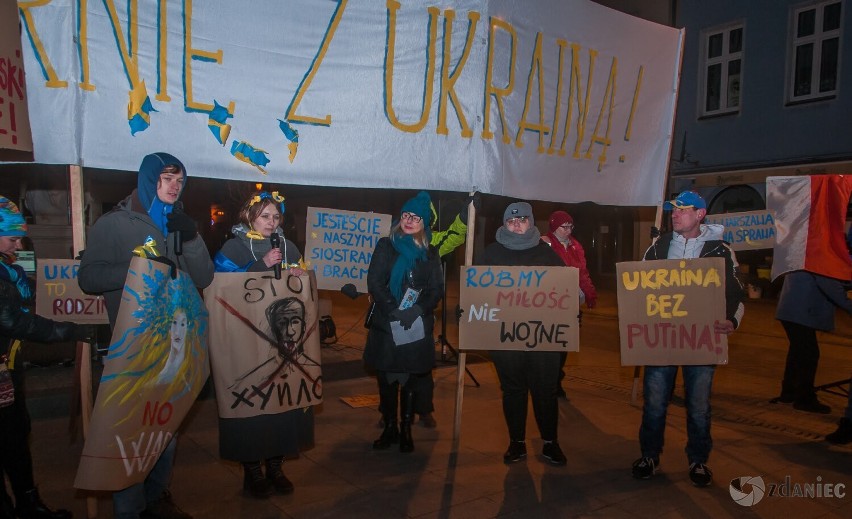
left=14, top=488, right=71, bottom=519
left=0, top=491, right=14, bottom=519
left=265, top=457, right=294, bottom=495
left=373, top=418, right=399, bottom=449
left=826, top=417, right=852, bottom=444
left=399, top=389, right=415, bottom=453
left=242, top=461, right=272, bottom=499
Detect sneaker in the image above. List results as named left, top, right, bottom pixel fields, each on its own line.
left=631, top=457, right=658, bottom=479
left=688, top=462, right=713, bottom=487
left=793, top=398, right=831, bottom=414
left=503, top=441, right=527, bottom=464
left=142, top=491, right=192, bottom=519
left=826, top=417, right=852, bottom=445
left=542, top=442, right=567, bottom=466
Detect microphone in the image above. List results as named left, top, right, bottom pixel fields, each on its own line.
left=270, top=232, right=281, bottom=279
left=173, top=201, right=183, bottom=256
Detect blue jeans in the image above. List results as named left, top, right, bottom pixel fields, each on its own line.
left=639, top=366, right=715, bottom=464
left=113, top=435, right=177, bottom=519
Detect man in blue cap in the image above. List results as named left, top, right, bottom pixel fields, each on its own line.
left=631, top=190, right=744, bottom=487
left=79, top=153, right=213, bottom=519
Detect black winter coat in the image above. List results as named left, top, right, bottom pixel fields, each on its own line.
left=363, top=237, right=443, bottom=373
left=1, top=277, right=77, bottom=356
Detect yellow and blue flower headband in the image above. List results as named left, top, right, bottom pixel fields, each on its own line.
left=251, top=191, right=286, bottom=215
left=246, top=191, right=286, bottom=240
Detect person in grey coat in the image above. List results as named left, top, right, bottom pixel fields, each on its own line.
left=212, top=191, right=312, bottom=499
left=78, top=152, right=214, bottom=519
left=774, top=270, right=852, bottom=414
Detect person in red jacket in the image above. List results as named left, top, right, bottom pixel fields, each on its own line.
left=541, top=211, right=596, bottom=398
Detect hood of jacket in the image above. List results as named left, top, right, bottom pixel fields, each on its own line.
left=669, top=223, right=724, bottom=259
left=137, top=152, right=187, bottom=211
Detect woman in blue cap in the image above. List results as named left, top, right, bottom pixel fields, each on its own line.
left=364, top=191, right=443, bottom=453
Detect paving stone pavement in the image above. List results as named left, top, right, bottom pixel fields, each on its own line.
left=19, top=287, right=852, bottom=518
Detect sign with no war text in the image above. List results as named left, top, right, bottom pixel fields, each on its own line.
left=304, top=207, right=391, bottom=293
left=36, top=259, right=108, bottom=324
left=459, top=265, right=580, bottom=352
left=616, top=258, right=728, bottom=366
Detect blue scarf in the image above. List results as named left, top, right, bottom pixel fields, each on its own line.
left=389, top=233, right=427, bottom=302
left=147, top=198, right=173, bottom=237
left=0, top=259, right=32, bottom=302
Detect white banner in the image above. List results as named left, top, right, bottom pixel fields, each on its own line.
left=704, top=210, right=776, bottom=251
left=19, top=0, right=682, bottom=206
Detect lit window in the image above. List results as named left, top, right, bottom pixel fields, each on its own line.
left=699, top=23, right=744, bottom=117
left=788, top=1, right=842, bottom=102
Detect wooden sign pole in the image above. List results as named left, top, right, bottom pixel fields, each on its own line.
left=69, top=164, right=98, bottom=518
left=452, top=193, right=476, bottom=451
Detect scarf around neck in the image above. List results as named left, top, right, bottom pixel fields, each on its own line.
left=389, top=233, right=427, bottom=302
left=496, top=226, right=542, bottom=250
left=0, top=257, right=32, bottom=301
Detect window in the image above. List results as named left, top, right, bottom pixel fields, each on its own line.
left=699, top=24, right=744, bottom=117
left=788, top=1, right=842, bottom=102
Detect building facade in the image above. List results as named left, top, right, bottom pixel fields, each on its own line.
left=670, top=0, right=851, bottom=213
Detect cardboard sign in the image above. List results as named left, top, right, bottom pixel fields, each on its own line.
left=705, top=210, right=775, bottom=251
left=204, top=270, right=322, bottom=420
left=616, top=258, right=728, bottom=366
left=0, top=1, right=33, bottom=151
left=36, top=259, right=108, bottom=324
left=75, top=257, right=209, bottom=490
left=304, top=207, right=391, bottom=292
left=459, top=265, right=580, bottom=352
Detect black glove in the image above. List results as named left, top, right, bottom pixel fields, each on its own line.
left=459, top=192, right=482, bottom=225
left=650, top=226, right=660, bottom=239
left=149, top=255, right=177, bottom=279
left=74, top=324, right=96, bottom=343
left=391, top=304, right=422, bottom=329
left=167, top=209, right=198, bottom=242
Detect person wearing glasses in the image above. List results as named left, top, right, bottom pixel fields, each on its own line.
left=476, top=202, right=568, bottom=466
left=541, top=211, right=596, bottom=398
left=364, top=192, right=443, bottom=453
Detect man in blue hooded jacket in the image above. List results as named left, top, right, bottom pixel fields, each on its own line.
left=79, top=152, right=213, bottom=519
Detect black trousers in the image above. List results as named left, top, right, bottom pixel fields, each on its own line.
left=490, top=350, right=561, bottom=442
left=377, top=371, right=428, bottom=420
left=0, top=371, right=36, bottom=505
left=780, top=320, right=821, bottom=402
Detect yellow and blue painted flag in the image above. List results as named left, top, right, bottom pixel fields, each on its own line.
left=230, top=141, right=271, bottom=174
left=127, top=80, right=156, bottom=136
left=207, top=100, right=233, bottom=146
left=278, top=119, right=299, bottom=163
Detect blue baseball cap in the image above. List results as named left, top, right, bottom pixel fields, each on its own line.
left=663, top=191, right=706, bottom=210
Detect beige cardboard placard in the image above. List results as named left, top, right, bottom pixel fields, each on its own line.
left=459, top=265, right=580, bottom=352
left=0, top=0, right=33, bottom=152
left=304, top=207, right=391, bottom=292
left=617, top=258, right=728, bottom=366
left=75, top=257, right=209, bottom=490
left=340, top=394, right=380, bottom=408
left=36, top=259, right=108, bottom=324
left=204, top=270, right=322, bottom=420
